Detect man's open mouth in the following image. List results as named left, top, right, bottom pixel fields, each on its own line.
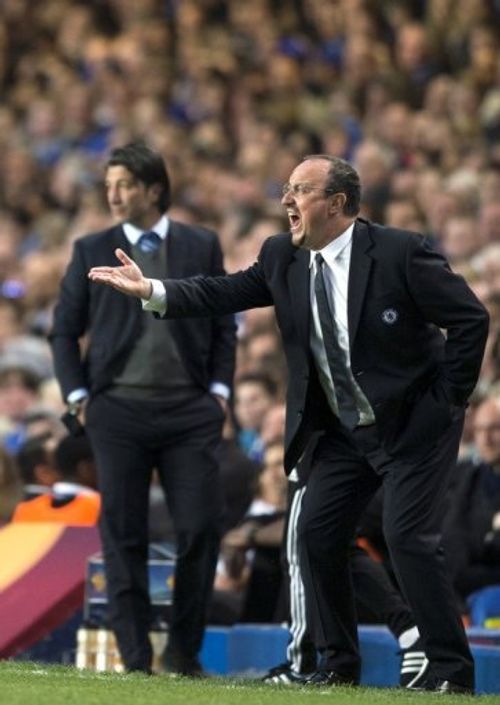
left=288, top=212, right=301, bottom=231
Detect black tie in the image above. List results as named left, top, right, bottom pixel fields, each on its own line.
left=314, top=253, right=359, bottom=430
left=138, top=231, right=162, bottom=253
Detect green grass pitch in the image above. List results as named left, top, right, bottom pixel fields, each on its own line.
left=1, top=661, right=498, bottom=705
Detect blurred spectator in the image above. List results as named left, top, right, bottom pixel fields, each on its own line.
left=0, top=298, right=23, bottom=349
left=213, top=439, right=288, bottom=623
left=384, top=198, right=426, bottom=232
left=16, top=431, right=62, bottom=500
left=440, top=215, right=484, bottom=266
left=12, top=433, right=99, bottom=526
left=444, top=394, right=500, bottom=608
left=234, top=372, right=278, bottom=462
left=244, top=328, right=287, bottom=394
left=0, top=214, right=23, bottom=283
left=18, top=250, right=65, bottom=335
left=218, top=414, right=261, bottom=534
left=53, top=432, right=97, bottom=491
left=353, top=139, right=394, bottom=222
left=385, top=21, right=441, bottom=109
left=0, top=366, right=42, bottom=453
left=478, top=202, right=500, bottom=244
left=261, top=402, right=287, bottom=448
left=0, top=332, right=55, bottom=452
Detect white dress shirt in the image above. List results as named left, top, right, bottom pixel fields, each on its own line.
left=309, top=223, right=375, bottom=426
left=122, top=214, right=169, bottom=245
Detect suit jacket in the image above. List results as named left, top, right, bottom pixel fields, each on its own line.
left=159, top=218, right=489, bottom=472
left=50, top=220, right=236, bottom=400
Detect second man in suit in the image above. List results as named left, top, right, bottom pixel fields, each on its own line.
left=50, top=142, right=236, bottom=675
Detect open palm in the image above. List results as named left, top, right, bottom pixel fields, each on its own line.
left=88, top=248, right=152, bottom=299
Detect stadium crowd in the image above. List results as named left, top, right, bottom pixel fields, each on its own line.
left=0, top=0, right=499, bottom=625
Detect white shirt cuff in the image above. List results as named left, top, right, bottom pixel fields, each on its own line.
left=67, top=388, right=89, bottom=404
left=210, top=382, right=231, bottom=401
left=142, top=278, right=167, bottom=315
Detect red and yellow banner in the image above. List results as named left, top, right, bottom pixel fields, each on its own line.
left=0, top=523, right=100, bottom=657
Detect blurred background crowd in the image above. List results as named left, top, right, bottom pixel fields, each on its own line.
left=0, top=0, right=499, bottom=623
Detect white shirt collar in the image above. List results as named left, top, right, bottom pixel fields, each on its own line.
left=309, top=221, right=355, bottom=269
left=122, top=214, right=169, bottom=246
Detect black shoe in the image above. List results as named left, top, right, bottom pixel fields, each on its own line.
left=164, top=651, right=206, bottom=678
left=305, top=670, right=358, bottom=687
left=408, top=675, right=474, bottom=694
left=262, top=662, right=310, bottom=685
left=399, top=637, right=430, bottom=688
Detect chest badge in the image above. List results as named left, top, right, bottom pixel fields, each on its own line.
left=381, top=308, right=398, bottom=325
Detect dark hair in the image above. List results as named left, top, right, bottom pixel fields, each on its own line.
left=106, top=141, right=171, bottom=212
left=16, top=432, right=52, bottom=484
left=302, top=154, right=361, bottom=216
left=0, top=368, right=41, bottom=392
left=55, top=435, right=94, bottom=480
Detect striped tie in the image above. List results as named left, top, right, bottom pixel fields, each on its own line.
left=314, top=253, right=359, bottom=430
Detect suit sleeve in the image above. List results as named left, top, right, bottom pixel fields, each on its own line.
left=206, top=234, right=238, bottom=389
left=162, top=240, right=274, bottom=318
left=49, top=241, right=90, bottom=399
left=405, top=235, right=489, bottom=405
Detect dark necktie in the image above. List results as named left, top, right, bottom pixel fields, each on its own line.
left=314, top=253, right=359, bottom=430
left=138, top=231, right=162, bottom=253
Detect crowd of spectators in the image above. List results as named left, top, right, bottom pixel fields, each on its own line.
left=0, top=0, right=500, bottom=619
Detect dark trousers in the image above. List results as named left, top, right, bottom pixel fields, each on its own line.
left=86, top=391, right=224, bottom=671
left=297, top=416, right=474, bottom=686
left=284, top=481, right=416, bottom=673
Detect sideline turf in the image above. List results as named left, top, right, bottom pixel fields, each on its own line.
left=0, top=661, right=497, bottom=705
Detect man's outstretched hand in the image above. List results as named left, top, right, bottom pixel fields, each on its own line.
left=88, top=248, right=152, bottom=299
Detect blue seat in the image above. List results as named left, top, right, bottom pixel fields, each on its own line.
left=467, top=586, right=500, bottom=627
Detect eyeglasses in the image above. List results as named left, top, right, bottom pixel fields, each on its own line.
left=282, top=182, right=334, bottom=198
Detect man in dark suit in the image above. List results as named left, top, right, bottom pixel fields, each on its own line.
left=88, top=155, right=488, bottom=692
left=50, top=142, right=236, bottom=675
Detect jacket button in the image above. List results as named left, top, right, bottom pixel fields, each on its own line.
left=355, top=370, right=364, bottom=377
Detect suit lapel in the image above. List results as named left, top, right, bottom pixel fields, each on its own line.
left=287, top=247, right=311, bottom=348
left=112, top=226, right=130, bottom=255
left=165, top=220, right=186, bottom=278
left=347, top=219, right=374, bottom=343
